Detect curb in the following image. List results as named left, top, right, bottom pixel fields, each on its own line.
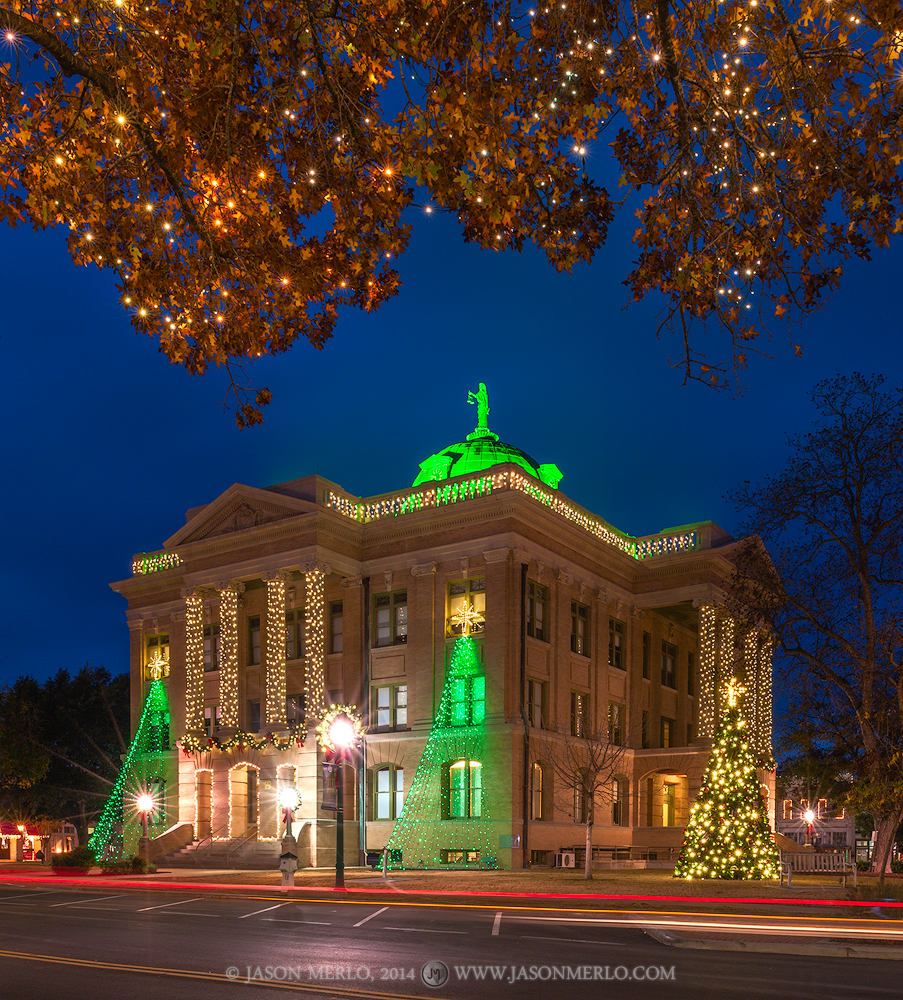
left=646, top=928, right=903, bottom=961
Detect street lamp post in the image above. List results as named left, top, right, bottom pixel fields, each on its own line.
left=278, top=786, right=300, bottom=890
left=136, top=794, right=155, bottom=861
left=804, top=809, right=815, bottom=847
left=327, top=714, right=357, bottom=890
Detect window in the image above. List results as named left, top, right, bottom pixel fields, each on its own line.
left=203, top=625, right=220, bottom=672
left=374, top=591, right=408, bottom=646
left=571, top=602, right=589, bottom=655
left=687, top=650, right=695, bottom=695
left=570, top=692, right=587, bottom=737
left=611, top=777, right=626, bottom=826
left=248, top=616, right=261, bottom=665
left=782, top=799, right=793, bottom=820
left=442, top=849, right=481, bottom=864
left=530, top=762, right=545, bottom=820
left=527, top=679, right=545, bottom=729
left=286, top=693, right=306, bottom=727
left=660, top=716, right=675, bottom=748
left=204, top=704, right=220, bottom=737
left=609, top=618, right=624, bottom=669
left=447, top=578, right=486, bottom=637
left=831, top=832, right=847, bottom=846
left=247, top=700, right=261, bottom=732
left=448, top=674, right=485, bottom=726
left=642, top=710, right=650, bottom=749
left=329, top=602, right=343, bottom=653
left=661, top=641, right=676, bottom=688
left=447, top=760, right=482, bottom=818
left=642, top=631, right=650, bottom=679
left=526, top=582, right=547, bottom=641
left=373, top=684, right=408, bottom=730
left=608, top=702, right=624, bottom=746
left=374, top=766, right=405, bottom=820
left=285, top=609, right=304, bottom=661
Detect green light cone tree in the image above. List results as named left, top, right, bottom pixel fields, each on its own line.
left=674, top=684, right=779, bottom=880
left=87, top=679, right=170, bottom=861
left=384, top=635, right=496, bottom=869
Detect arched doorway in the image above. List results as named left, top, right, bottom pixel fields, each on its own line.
left=229, top=763, right=260, bottom=838
left=195, top=769, right=212, bottom=839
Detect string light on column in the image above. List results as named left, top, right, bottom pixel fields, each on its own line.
left=184, top=589, right=204, bottom=732
left=699, top=605, right=717, bottom=737
left=265, top=571, right=290, bottom=728
left=305, top=567, right=326, bottom=715
left=759, top=634, right=774, bottom=762
left=743, top=631, right=757, bottom=743
left=717, top=614, right=735, bottom=723
left=219, top=582, right=242, bottom=728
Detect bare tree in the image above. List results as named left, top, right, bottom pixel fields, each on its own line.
left=534, top=718, right=629, bottom=881
left=729, top=374, right=903, bottom=879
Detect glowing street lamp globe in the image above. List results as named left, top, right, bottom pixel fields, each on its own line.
left=136, top=794, right=155, bottom=814
left=328, top=715, right=355, bottom=751
left=803, top=809, right=815, bottom=825
left=279, top=787, right=300, bottom=812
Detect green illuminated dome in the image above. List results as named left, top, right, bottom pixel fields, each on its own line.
left=412, top=384, right=562, bottom=490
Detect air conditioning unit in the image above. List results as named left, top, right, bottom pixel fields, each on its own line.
left=554, top=852, right=576, bottom=868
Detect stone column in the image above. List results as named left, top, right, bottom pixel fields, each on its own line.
left=217, top=581, right=245, bottom=730
left=264, top=570, right=293, bottom=728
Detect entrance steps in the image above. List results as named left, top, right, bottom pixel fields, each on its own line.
left=156, top=837, right=283, bottom=870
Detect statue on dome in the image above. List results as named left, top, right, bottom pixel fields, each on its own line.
left=467, top=382, right=490, bottom=435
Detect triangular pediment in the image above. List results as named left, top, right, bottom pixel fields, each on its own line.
left=166, top=484, right=318, bottom=547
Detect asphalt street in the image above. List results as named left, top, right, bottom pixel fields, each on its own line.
left=0, top=883, right=900, bottom=999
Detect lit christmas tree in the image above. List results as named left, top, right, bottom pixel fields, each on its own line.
left=384, top=634, right=496, bottom=869
left=88, top=679, right=170, bottom=861
left=674, top=679, right=779, bottom=880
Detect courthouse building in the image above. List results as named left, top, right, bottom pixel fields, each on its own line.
left=112, top=387, right=774, bottom=869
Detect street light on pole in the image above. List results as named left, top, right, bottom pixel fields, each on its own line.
left=316, top=706, right=365, bottom=891
left=804, top=809, right=815, bottom=847
left=328, top=714, right=355, bottom=889
left=136, top=793, right=155, bottom=861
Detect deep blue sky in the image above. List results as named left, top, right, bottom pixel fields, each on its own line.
left=1, top=192, right=899, bottom=688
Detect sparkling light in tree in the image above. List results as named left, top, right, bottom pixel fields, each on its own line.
left=384, top=635, right=496, bottom=869
left=674, top=678, right=779, bottom=880
left=88, top=679, right=170, bottom=861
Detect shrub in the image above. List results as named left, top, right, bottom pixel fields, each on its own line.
left=891, top=859, right=903, bottom=875
left=51, top=845, right=96, bottom=870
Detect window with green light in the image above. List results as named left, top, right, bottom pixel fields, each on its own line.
left=448, top=674, right=484, bottom=726
left=447, top=759, right=482, bottom=818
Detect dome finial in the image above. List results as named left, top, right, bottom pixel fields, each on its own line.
left=466, top=382, right=498, bottom=442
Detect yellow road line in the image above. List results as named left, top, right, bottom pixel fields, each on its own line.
left=0, top=949, right=421, bottom=998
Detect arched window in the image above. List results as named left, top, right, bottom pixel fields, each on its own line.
left=373, top=766, right=405, bottom=820
left=447, top=760, right=482, bottom=818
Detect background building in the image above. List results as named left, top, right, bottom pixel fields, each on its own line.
left=112, top=388, right=774, bottom=869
